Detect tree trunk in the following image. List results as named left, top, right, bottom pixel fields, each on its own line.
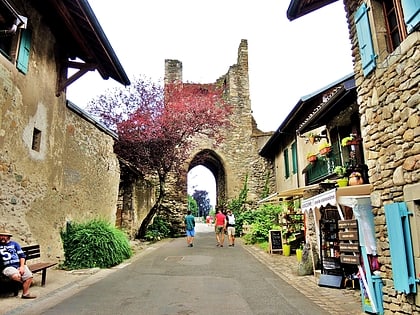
left=136, top=173, right=166, bottom=239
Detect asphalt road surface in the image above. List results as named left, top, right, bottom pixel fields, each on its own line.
left=19, top=223, right=328, bottom=315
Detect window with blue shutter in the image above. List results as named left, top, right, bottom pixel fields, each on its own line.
left=291, top=142, right=298, bottom=174
left=354, top=3, right=376, bottom=76
left=401, top=0, right=420, bottom=33
left=17, top=29, right=31, bottom=74
left=384, top=202, right=417, bottom=294
left=284, top=148, right=290, bottom=179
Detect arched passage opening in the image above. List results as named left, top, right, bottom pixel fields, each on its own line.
left=188, top=166, right=215, bottom=217
left=188, top=150, right=226, bottom=212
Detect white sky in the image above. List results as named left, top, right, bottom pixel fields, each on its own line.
left=66, top=0, right=354, bottom=206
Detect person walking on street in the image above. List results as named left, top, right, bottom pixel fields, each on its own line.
left=184, top=211, right=195, bottom=247
left=214, top=208, right=226, bottom=247
left=0, top=229, right=36, bottom=299
left=226, top=210, right=236, bottom=247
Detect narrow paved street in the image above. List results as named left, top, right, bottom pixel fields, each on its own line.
left=11, top=223, right=334, bottom=315
left=3, top=223, right=362, bottom=314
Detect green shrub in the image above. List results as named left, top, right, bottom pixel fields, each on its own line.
left=258, top=241, right=270, bottom=252
left=237, top=204, right=282, bottom=245
left=242, top=232, right=257, bottom=245
left=144, top=216, right=171, bottom=241
left=60, top=219, right=132, bottom=269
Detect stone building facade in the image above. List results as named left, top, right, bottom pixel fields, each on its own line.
left=0, top=0, right=130, bottom=261
left=344, top=1, right=420, bottom=312
left=161, top=40, right=275, bottom=234
left=288, top=0, right=419, bottom=313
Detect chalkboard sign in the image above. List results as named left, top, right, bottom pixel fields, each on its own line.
left=269, top=230, right=283, bottom=254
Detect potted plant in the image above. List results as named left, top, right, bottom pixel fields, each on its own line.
left=283, top=242, right=291, bottom=256
left=341, top=135, right=362, bottom=146
left=282, top=230, right=292, bottom=256
left=296, top=243, right=304, bottom=262
left=334, top=166, right=348, bottom=187
left=334, top=166, right=346, bottom=177
left=318, top=142, right=332, bottom=155
left=307, top=152, right=317, bottom=163
left=341, top=136, right=354, bottom=147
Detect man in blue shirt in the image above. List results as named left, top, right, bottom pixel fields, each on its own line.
left=184, top=211, right=195, bottom=247
left=0, top=230, right=36, bottom=298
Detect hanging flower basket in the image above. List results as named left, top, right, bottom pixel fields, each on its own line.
left=307, top=154, right=317, bottom=163
left=345, top=140, right=361, bottom=146
left=319, top=146, right=331, bottom=155
left=341, top=136, right=362, bottom=147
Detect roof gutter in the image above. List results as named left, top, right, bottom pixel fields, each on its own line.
left=287, top=0, right=338, bottom=21
left=78, top=0, right=130, bottom=86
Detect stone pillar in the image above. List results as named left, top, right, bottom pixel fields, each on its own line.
left=164, top=59, right=183, bottom=84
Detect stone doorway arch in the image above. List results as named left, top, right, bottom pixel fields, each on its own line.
left=188, top=149, right=226, bottom=208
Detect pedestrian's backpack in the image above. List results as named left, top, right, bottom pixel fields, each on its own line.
left=227, top=214, right=235, bottom=226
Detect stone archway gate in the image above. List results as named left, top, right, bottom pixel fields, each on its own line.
left=159, top=40, right=275, bottom=234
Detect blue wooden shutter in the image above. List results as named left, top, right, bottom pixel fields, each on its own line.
left=384, top=202, right=417, bottom=294
left=291, top=142, right=298, bottom=174
left=401, top=0, right=420, bottom=33
left=17, top=29, right=31, bottom=74
left=354, top=3, right=376, bottom=76
left=284, top=148, right=290, bottom=179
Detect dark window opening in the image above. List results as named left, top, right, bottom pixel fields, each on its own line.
left=0, top=2, right=17, bottom=58
left=382, top=0, right=407, bottom=52
left=32, top=128, right=41, bottom=151
left=0, top=2, right=29, bottom=70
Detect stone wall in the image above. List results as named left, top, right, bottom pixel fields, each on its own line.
left=0, top=103, right=121, bottom=261
left=344, top=1, right=420, bottom=313
left=116, top=166, right=155, bottom=239
left=0, top=2, right=122, bottom=261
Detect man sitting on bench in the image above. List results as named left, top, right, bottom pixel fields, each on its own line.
left=0, top=229, right=36, bottom=299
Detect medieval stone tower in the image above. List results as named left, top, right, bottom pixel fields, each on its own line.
left=162, top=40, right=274, bottom=233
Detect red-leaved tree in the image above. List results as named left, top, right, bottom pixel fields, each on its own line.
left=87, top=77, right=231, bottom=238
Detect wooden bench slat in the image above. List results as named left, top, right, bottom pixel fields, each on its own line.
left=28, top=262, right=58, bottom=273
left=23, top=244, right=41, bottom=260
left=22, top=245, right=57, bottom=287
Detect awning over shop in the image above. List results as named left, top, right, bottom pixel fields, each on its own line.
left=302, top=184, right=372, bottom=212
left=302, top=189, right=336, bottom=212
left=257, top=184, right=321, bottom=204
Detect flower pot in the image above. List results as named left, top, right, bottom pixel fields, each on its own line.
left=307, top=155, right=317, bottom=163
left=296, top=248, right=303, bottom=262
left=319, top=146, right=331, bottom=155
left=349, top=176, right=364, bottom=186
left=336, top=178, right=349, bottom=187
left=349, top=172, right=364, bottom=186
left=345, top=140, right=361, bottom=146
left=283, top=244, right=291, bottom=256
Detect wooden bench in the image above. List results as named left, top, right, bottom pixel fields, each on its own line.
left=23, top=245, right=57, bottom=286
left=1, top=244, right=57, bottom=296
